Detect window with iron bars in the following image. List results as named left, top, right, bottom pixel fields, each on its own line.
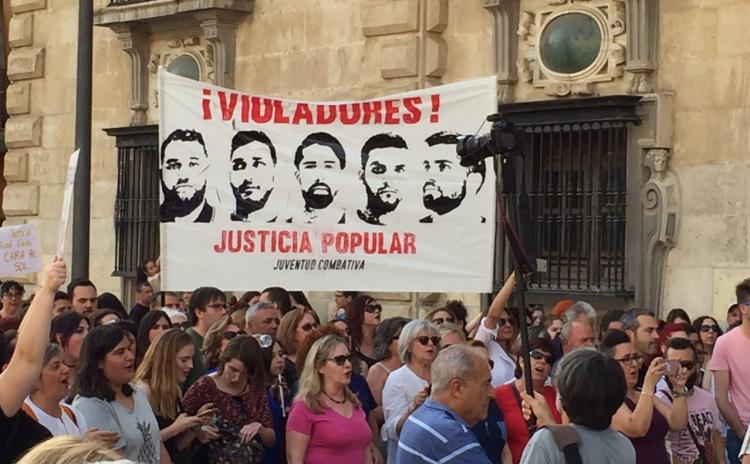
left=496, top=97, right=639, bottom=296
left=105, top=125, right=160, bottom=303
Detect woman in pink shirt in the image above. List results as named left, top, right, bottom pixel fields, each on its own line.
left=286, top=334, right=372, bottom=464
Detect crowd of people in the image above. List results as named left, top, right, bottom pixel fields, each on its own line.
left=1, top=259, right=750, bottom=464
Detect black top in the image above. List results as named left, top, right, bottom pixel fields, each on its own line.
left=472, top=399, right=507, bottom=464
left=155, top=400, right=193, bottom=464
left=129, top=303, right=150, bottom=328
left=0, top=407, right=52, bottom=463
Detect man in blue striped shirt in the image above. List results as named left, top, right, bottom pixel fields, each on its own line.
left=396, top=345, right=494, bottom=464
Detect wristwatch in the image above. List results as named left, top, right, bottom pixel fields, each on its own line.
left=672, top=386, right=689, bottom=398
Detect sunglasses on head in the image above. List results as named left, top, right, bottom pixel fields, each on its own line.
left=416, top=336, right=440, bottom=347
left=699, top=325, right=718, bottom=333
left=364, top=303, right=382, bottom=313
left=498, top=317, right=515, bottom=327
left=327, top=354, right=352, bottom=366
left=432, top=317, right=455, bottom=326
left=223, top=330, right=246, bottom=340
left=615, top=353, right=645, bottom=366
left=300, top=322, right=317, bottom=332
left=529, top=350, right=553, bottom=365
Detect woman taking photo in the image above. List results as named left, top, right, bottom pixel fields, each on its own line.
left=50, top=311, right=90, bottom=386
left=475, top=273, right=518, bottom=387
left=135, top=328, right=217, bottom=463
left=277, top=307, right=318, bottom=385
left=345, top=295, right=382, bottom=372
left=72, top=324, right=166, bottom=464
left=287, top=334, right=372, bottom=464
left=201, top=316, right=244, bottom=372
left=182, top=335, right=274, bottom=464
left=601, top=329, right=688, bottom=464
left=382, top=319, right=439, bottom=463
left=692, top=315, right=723, bottom=391
left=136, top=310, right=172, bottom=366
left=494, top=337, right=560, bottom=463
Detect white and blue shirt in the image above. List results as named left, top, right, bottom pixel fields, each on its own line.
left=396, top=399, right=492, bottom=464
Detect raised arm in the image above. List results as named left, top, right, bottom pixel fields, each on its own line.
left=612, top=358, right=663, bottom=438
left=484, top=273, right=516, bottom=330
left=0, top=259, right=66, bottom=416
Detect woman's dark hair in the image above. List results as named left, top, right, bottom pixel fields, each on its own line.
left=514, top=336, right=555, bottom=379
left=91, top=309, right=122, bottom=327
left=289, top=291, right=312, bottom=309
left=598, top=329, right=631, bottom=357
left=598, top=309, right=625, bottom=340
left=666, top=308, right=691, bottom=325
left=0, top=280, right=24, bottom=297
left=51, top=311, right=90, bottom=348
left=692, top=316, right=724, bottom=338
left=73, top=324, right=135, bottom=401
left=135, top=258, right=155, bottom=284
left=217, top=335, right=266, bottom=393
left=136, top=310, right=171, bottom=365
left=260, top=337, right=280, bottom=382
left=97, top=293, right=128, bottom=320
left=344, top=294, right=375, bottom=351
left=425, top=307, right=458, bottom=323
left=444, top=300, right=468, bottom=325
left=373, top=317, right=410, bottom=361
left=556, top=349, right=626, bottom=430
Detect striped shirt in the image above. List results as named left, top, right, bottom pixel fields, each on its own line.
left=396, top=399, right=492, bottom=464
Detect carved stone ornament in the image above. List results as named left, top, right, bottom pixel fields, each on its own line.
left=517, top=0, right=627, bottom=97
left=640, top=148, right=680, bottom=313
left=482, top=0, right=520, bottom=103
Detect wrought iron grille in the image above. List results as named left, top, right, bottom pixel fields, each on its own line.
left=496, top=97, right=639, bottom=295
left=106, top=126, right=160, bottom=278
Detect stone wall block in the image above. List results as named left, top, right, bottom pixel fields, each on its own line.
left=4, top=152, right=29, bottom=182
left=9, top=15, right=34, bottom=48
left=5, top=116, right=42, bottom=148
left=362, top=0, right=419, bottom=37
left=7, top=47, right=45, bottom=81
left=4, top=183, right=39, bottom=216
left=380, top=36, right=418, bottom=78
left=6, top=82, right=31, bottom=115
left=424, top=34, right=447, bottom=78
left=9, top=0, right=46, bottom=14
left=425, top=0, right=448, bottom=33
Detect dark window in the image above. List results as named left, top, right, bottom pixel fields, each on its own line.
left=496, top=96, right=639, bottom=295
left=105, top=125, right=159, bottom=279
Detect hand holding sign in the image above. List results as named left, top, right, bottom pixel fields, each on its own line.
left=41, top=257, right=67, bottom=292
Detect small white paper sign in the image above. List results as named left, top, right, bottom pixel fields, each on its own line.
left=57, top=150, right=80, bottom=258
left=0, top=224, right=41, bottom=276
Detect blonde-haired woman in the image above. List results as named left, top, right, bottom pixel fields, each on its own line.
left=135, top=328, right=217, bottom=463
left=16, top=435, right=126, bottom=464
left=286, top=334, right=372, bottom=464
left=202, top=316, right=244, bottom=372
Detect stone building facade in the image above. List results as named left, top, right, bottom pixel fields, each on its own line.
left=0, top=0, right=747, bottom=321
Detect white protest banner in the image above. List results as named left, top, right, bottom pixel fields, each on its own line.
left=0, top=224, right=41, bottom=276
left=57, top=149, right=80, bottom=258
left=158, top=69, right=496, bottom=292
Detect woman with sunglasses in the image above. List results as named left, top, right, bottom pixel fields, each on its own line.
left=656, top=337, right=725, bottom=464
left=277, top=308, right=318, bottom=389
left=136, top=310, right=172, bottom=367
left=692, top=316, right=723, bottom=392
left=345, top=295, right=382, bottom=375
left=135, top=328, right=218, bottom=463
left=601, top=330, right=688, bottom=464
left=182, top=335, right=274, bottom=464
left=382, top=319, right=439, bottom=463
left=72, top=324, right=167, bottom=464
left=494, top=336, right=560, bottom=463
left=202, top=316, right=244, bottom=372
left=287, top=334, right=372, bottom=464
left=50, top=311, right=90, bottom=387
left=475, top=273, right=518, bottom=387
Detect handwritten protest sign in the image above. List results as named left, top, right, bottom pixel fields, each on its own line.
left=0, top=224, right=41, bottom=276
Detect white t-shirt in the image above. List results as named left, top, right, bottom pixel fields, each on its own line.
left=475, top=317, right=516, bottom=387
left=381, top=364, right=429, bottom=464
left=23, top=397, right=85, bottom=437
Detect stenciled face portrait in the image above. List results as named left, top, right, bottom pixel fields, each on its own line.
left=422, top=143, right=468, bottom=216
left=296, top=143, right=343, bottom=211
left=161, top=130, right=209, bottom=220
left=362, top=147, right=407, bottom=219
left=230, top=139, right=276, bottom=217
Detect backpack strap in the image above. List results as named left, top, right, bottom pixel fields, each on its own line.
left=20, top=402, right=37, bottom=421
left=542, top=424, right=583, bottom=464
left=60, top=404, right=78, bottom=426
